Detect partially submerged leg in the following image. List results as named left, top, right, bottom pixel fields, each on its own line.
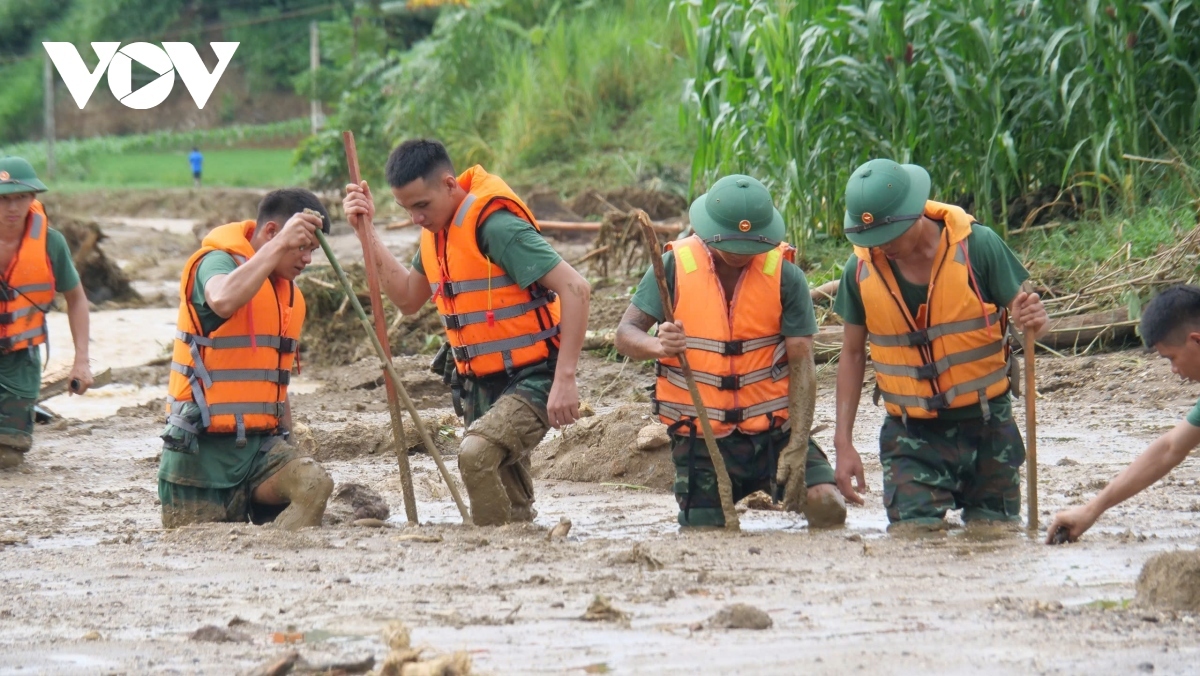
left=460, top=395, right=548, bottom=526
left=253, top=453, right=334, bottom=531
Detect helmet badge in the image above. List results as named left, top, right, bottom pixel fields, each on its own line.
left=861, top=212, right=874, bottom=225
left=737, top=219, right=752, bottom=232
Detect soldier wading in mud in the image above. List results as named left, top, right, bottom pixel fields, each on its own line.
left=158, top=190, right=334, bottom=529
left=1048, top=285, right=1200, bottom=542
left=0, top=157, right=93, bottom=470
left=615, top=174, right=847, bottom=529
left=342, top=139, right=591, bottom=526
left=832, top=159, right=1049, bottom=532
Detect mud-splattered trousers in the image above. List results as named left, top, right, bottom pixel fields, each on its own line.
left=456, top=358, right=554, bottom=526
left=671, top=428, right=835, bottom=527
left=0, top=385, right=35, bottom=468
left=879, top=406, right=1025, bottom=526
left=157, top=436, right=300, bottom=528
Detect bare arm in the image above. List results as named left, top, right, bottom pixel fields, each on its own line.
left=63, top=284, right=93, bottom=394
left=538, top=260, right=590, bottom=428
left=1048, top=421, right=1200, bottom=542
left=343, top=181, right=431, bottom=314
left=833, top=323, right=868, bottom=503
left=205, top=213, right=320, bottom=318
left=615, top=304, right=688, bottom=361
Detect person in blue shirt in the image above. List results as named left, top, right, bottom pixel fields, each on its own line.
left=189, top=147, right=203, bottom=188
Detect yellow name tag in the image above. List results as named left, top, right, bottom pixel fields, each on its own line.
left=762, top=249, right=781, bottom=276
left=678, top=246, right=698, bottom=274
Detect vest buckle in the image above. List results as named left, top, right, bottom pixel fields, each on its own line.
left=442, top=313, right=462, bottom=330
left=724, top=340, right=744, bottom=355
left=719, top=375, right=739, bottom=390
left=724, top=408, right=744, bottom=423
left=441, top=280, right=458, bottom=298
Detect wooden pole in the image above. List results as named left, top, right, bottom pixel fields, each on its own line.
left=309, top=21, right=321, bottom=135
left=43, top=53, right=55, bottom=179
left=314, top=228, right=470, bottom=522
left=635, top=210, right=739, bottom=531
left=342, top=131, right=419, bottom=523
left=1025, top=328, right=1038, bottom=533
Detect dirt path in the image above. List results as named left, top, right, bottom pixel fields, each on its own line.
left=3, top=349, right=1200, bottom=674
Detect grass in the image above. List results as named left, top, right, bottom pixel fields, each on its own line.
left=47, top=148, right=306, bottom=191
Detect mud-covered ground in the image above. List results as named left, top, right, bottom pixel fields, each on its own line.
left=2, top=193, right=1200, bottom=674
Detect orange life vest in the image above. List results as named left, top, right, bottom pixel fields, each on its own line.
left=653, top=235, right=794, bottom=437
left=167, top=221, right=305, bottom=444
left=420, top=165, right=561, bottom=378
left=0, top=200, right=56, bottom=353
left=853, top=200, right=1010, bottom=420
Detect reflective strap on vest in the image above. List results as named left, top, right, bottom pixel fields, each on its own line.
left=453, top=193, right=478, bottom=227
left=653, top=396, right=790, bottom=425
left=166, top=414, right=200, bottom=435
left=0, top=305, right=38, bottom=324
left=177, top=331, right=299, bottom=353
left=451, top=325, right=560, bottom=361
left=684, top=334, right=782, bottom=356
left=877, top=364, right=1009, bottom=412
left=871, top=338, right=1005, bottom=381
left=429, top=274, right=517, bottom=298
left=1, top=282, right=53, bottom=301
left=29, top=213, right=44, bottom=240
left=171, top=361, right=291, bottom=385
left=868, top=312, right=1002, bottom=348
left=0, top=323, right=46, bottom=350
left=440, top=294, right=553, bottom=330
left=207, top=402, right=287, bottom=417
left=657, top=342, right=787, bottom=391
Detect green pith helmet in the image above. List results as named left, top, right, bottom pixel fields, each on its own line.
left=843, top=159, right=931, bottom=247
left=0, top=157, right=47, bottom=196
left=688, top=174, right=786, bottom=255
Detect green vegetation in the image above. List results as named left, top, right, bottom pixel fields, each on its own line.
left=682, top=0, right=1200, bottom=245
left=55, top=148, right=304, bottom=191
left=298, top=0, right=692, bottom=194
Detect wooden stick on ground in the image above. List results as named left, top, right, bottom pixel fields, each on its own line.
left=342, top=131, right=419, bottom=524
left=1025, top=325, right=1038, bottom=534
left=314, top=229, right=470, bottom=522
left=635, top=210, right=739, bottom=531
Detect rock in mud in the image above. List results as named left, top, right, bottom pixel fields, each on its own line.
left=533, top=404, right=673, bottom=490
left=189, top=624, right=248, bottom=643
left=706, top=603, right=773, bottom=630
left=291, top=422, right=317, bottom=456
left=1137, top=551, right=1200, bottom=612
left=736, top=490, right=780, bottom=512
left=546, top=517, right=572, bottom=540
left=611, top=542, right=664, bottom=571
left=636, top=423, right=670, bottom=451
left=326, top=483, right=390, bottom=525
left=377, top=621, right=472, bottom=676
left=581, top=595, right=630, bottom=623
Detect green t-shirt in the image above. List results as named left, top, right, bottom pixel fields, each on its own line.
left=158, top=249, right=269, bottom=489
left=833, top=222, right=1029, bottom=421
left=0, top=228, right=82, bottom=399
left=1186, top=398, right=1200, bottom=428
left=630, top=251, right=819, bottom=338
left=411, top=210, right=563, bottom=289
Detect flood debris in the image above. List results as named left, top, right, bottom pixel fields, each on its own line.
left=533, top=404, right=674, bottom=491
left=326, top=482, right=391, bottom=525
left=58, top=217, right=140, bottom=304
left=611, top=543, right=664, bottom=571
left=546, top=516, right=572, bottom=541
left=706, top=603, right=773, bottom=630
left=736, top=490, right=781, bottom=512
left=189, top=624, right=249, bottom=643
left=1137, top=551, right=1200, bottom=612
left=376, top=620, right=472, bottom=676
left=581, top=595, right=630, bottom=623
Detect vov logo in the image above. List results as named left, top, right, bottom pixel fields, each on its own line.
left=42, top=42, right=239, bottom=110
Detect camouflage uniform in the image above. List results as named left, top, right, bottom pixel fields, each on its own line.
left=0, top=386, right=35, bottom=468
left=671, top=427, right=836, bottom=527
left=879, top=407, right=1025, bottom=526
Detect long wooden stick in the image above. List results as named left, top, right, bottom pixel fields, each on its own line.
left=342, top=132, right=419, bottom=524
left=315, top=229, right=470, bottom=522
left=635, top=210, right=739, bottom=530
left=1025, top=327, right=1038, bottom=533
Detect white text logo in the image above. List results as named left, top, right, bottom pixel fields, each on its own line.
left=42, top=42, right=239, bottom=110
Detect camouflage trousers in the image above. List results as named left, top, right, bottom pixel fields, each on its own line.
left=672, top=426, right=836, bottom=527
left=0, top=385, right=35, bottom=468
left=456, top=359, right=555, bottom=524
left=157, top=436, right=298, bottom=528
left=879, top=409, right=1025, bottom=526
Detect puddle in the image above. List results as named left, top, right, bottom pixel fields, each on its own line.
left=95, top=216, right=198, bottom=236
left=44, top=308, right=177, bottom=375
left=42, top=384, right=168, bottom=420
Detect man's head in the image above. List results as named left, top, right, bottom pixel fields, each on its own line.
left=0, top=157, right=46, bottom=230
left=1141, top=285, right=1200, bottom=381
left=843, top=159, right=931, bottom=248
left=688, top=174, right=786, bottom=262
left=385, top=139, right=462, bottom=233
left=252, top=188, right=330, bottom=281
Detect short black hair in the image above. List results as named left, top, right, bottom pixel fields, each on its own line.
left=256, top=188, right=330, bottom=234
left=385, top=138, right=455, bottom=188
left=1141, top=285, right=1200, bottom=347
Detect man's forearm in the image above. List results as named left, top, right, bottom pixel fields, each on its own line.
left=65, top=286, right=90, bottom=363
left=361, top=228, right=418, bottom=310
left=208, top=243, right=280, bottom=315
left=615, top=321, right=663, bottom=361
left=834, top=350, right=866, bottom=443
left=1086, top=435, right=1187, bottom=518
left=553, top=277, right=590, bottom=379
left=787, top=347, right=816, bottom=447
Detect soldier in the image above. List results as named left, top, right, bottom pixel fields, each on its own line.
left=832, top=159, right=1048, bottom=532
left=158, top=189, right=333, bottom=529
left=0, top=157, right=93, bottom=470
left=1048, top=286, right=1200, bottom=542
left=342, top=139, right=590, bottom=526
left=614, top=174, right=846, bottom=528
